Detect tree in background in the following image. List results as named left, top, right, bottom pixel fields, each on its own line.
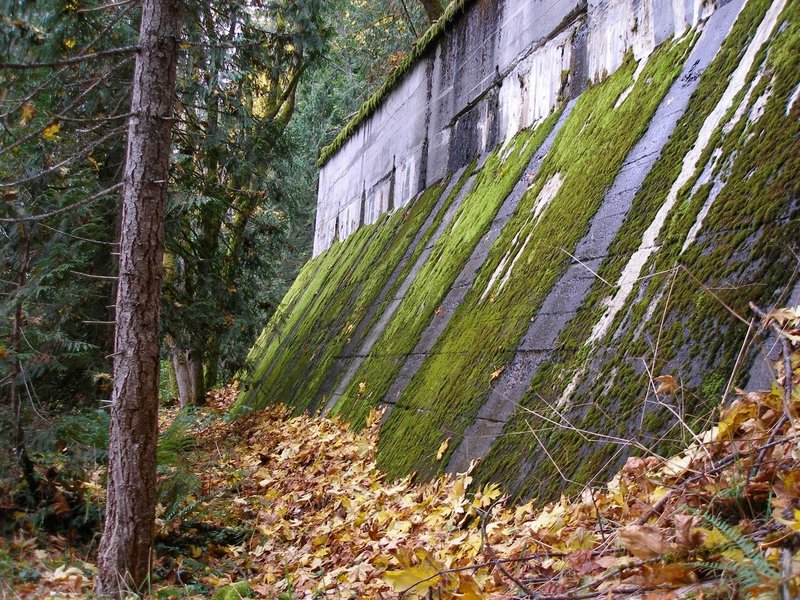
left=1, top=0, right=427, bottom=421
left=161, top=0, right=435, bottom=407
left=1, top=0, right=137, bottom=465
left=418, top=0, right=444, bottom=23
left=161, top=0, right=328, bottom=406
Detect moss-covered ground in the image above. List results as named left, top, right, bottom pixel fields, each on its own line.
left=477, top=0, right=800, bottom=500
left=329, top=117, right=560, bottom=430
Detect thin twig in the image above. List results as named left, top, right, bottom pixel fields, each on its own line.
left=0, top=183, right=122, bottom=223
left=0, top=46, right=139, bottom=70
left=75, top=0, right=138, bottom=12
left=69, top=271, right=118, bottom=281
left=477, top=501, right=538, bottom=598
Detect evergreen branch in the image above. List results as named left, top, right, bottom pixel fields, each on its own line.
left=0, top=46, right=139, bottom=70
left=0, top=56, right=133, bottom=157
left=0, top=125, right=126, bottom=188
left=0, top=2, right=136, bottom=121
left=0, top=183, right=122, bottom=223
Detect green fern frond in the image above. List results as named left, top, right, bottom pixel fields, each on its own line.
left=157, top=409, right=198, bottom=467
left=700, top=512, right=778, bottom=577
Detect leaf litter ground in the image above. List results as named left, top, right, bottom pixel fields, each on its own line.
left=2, top=311, right=800, bottom=599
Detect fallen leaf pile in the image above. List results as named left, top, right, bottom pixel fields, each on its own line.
left=2, top=308, right=799, bottom=599
left=166, top=310, right=799, bottom=599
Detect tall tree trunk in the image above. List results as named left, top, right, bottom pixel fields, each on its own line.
left=98, top=0, right=181, bottom=595
left=167, top=337, right=205, bottom=407
left=419, top=0, right=444, bottom=23
left=10, top=224, right=30, bottom=456
left=168, top=339, right=192, bottom=407
left=188, top=349, right=205, bottom=404
left=203, top=333, right=221, bottom=392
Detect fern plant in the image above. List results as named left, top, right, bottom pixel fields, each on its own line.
left=688, top=511, right=780, bottom=598
left=156, top=409, right=202, bottom=520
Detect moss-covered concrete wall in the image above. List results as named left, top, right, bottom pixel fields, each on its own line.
left=238, top=0, right=800, bottom=499
left=314, top=0, right=719, bottom=255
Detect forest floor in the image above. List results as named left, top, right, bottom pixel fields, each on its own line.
left=1, top=315, right=799, bottom=599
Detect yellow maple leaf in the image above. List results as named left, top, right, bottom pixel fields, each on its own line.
left=19, top=102, right=35, bottom=125
left=384, top=556, right=441, bottom=597
left=42, top=122, right=61, bottom=141
left=436, top=438, right=450, bottom=461
left=528, top=502, right=566, bottom=534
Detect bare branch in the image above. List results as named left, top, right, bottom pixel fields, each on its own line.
left=76, top=0, right=139, bottom=12
left=0, top=183, right=122, bottom=223
left=69, top=270, right=118, bottom=280
left=40, top=223, right=119, bottom=245
left=0, top=46, right=139, bottom=70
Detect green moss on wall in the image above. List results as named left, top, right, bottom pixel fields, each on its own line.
left=235, top=180, right=452, bottom=415
left=372, top=37, right=693, bottom=481
left=330, top=118, right=560, bottom=429
left=356, top=163, right=478, bottom=349
left=477, top=0, right=799, bottom=500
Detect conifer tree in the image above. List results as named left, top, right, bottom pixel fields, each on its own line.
left=97, top=0, right=181, bottom=594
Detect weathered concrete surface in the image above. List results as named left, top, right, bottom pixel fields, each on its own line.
left=242, top=0, right=799, bottom=497
left=314, top=0, right=715, bottom=256
left=448, top=0, right=746, bottom=472
left=320, top=167, right=476, bottom=413
left=381, top=101, right=577, bottom=413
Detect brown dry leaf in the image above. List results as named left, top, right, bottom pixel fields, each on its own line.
left=672, top=514, right=704, bottom=551
left=618, top=525, right=676, bottom=559
left=641, top=563, right=697, bottom=586
left=489, top=366, right=505, bottom=382
left=655, top=374, right=677, bottom=395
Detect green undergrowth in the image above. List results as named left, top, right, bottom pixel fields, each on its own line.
left=236, top=179, right=453, bottom=415
left=373, top=37, right=695, bottom=481
left=478, top=0, right=800, bottom=500
left=330, top=120, right=558, bottom=429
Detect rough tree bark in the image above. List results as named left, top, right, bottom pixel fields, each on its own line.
left=97, top=0, right=181, bottom=595
left=419, top=0, right=444, bottom=23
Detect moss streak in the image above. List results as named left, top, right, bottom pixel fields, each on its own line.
left=374, top=38, right=693, bottom=481
left=478, top=0, right=800, bottom=500
left=331, top=120, right=559, bottom=430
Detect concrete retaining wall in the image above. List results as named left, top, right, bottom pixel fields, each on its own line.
left=314, top=0, right=714, bottom=256
left=242, top=0, right=800, bottom=498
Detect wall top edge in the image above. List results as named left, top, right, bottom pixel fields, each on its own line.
left=316, top=0, right=479, bottom=169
